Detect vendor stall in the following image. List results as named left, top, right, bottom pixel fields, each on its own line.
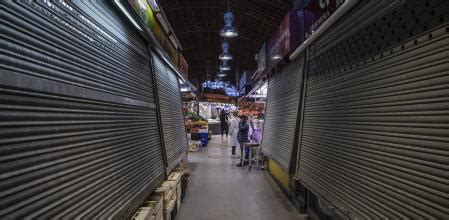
left=195, top=102, right=238, bottom=135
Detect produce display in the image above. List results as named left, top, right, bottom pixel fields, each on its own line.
left=185, top=111, right=208, bottom=133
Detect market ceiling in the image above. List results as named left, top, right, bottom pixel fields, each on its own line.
left=158, top=0, right=292, bottom=85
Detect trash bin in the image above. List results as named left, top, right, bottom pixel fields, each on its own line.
left=199, top=133, right=208, bottom=147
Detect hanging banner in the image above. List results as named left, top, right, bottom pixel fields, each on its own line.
left=304, top=0, right=346, bottom=39
left=267, top=10, right=304, bottom=71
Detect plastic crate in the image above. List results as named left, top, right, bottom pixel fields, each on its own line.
left=199, top=133, right=208, bottom=146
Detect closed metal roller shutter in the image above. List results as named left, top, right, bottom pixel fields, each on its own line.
left=152, top=54, right=188, bottom=170
left=0, top=1, right=165, bottom=219
left=297, top=0, right=449, bottom=218
left=262, top=58, right=304, bottom=171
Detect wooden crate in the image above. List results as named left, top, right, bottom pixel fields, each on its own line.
left=163, top=199, right=176, bottom=220
left=132, top=207, right=154, bottom=220
left=151, top=206, right=163, bottom=220
left=132, top=191, right=164, bottom=220
left=148, top=192, right=163, bottom=210
left=172, top=168, right=186, bottom=174
left=154, top=189, right=174, bottom=211
left=167, top=171, right=183, bottom=186
left=176, top=183, right=181, bottom=196
left=160, top=180, right=176, bottom=192
left=155, top=181, right=177, bottom=210
left=168, top=170, right=184, bottom=199
left=139, top=202, right=163, bottom=220
left=145, top=202, right=163, bottom=220
left=173, top=177, right=182, bottom=211
left=144, top=193, right=163, bottom=220
left=176, top=192, right=181, bottom=211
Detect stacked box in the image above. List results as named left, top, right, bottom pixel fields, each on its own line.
left=167, top=171, right=184, bottom=211
left=132, top=170, right=188, bottom=220
left=132, top=207, right=154, bottom=220
left=155, top=181, right=177, bottom=210
left=167, top=172, right=182, bottom=188
left=146, top=192, right=164, bottom=220
left=163, top=199, right=176, bottom=220
left=132, top=191, right=164, bottom=220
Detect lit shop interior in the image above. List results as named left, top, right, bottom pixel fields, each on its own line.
left=1, top=0, right=448, bottom=219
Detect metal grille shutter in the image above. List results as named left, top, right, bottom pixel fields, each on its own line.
left=0, top=1, right=165, bottom=219
left=153, top=54, right=188, bottom=170
left=261, top=58, right=304, bottom=171
left=297, top=0, right=449, bottom=218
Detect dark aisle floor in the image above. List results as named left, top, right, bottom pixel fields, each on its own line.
left=177, top=135, right=304, bottom=220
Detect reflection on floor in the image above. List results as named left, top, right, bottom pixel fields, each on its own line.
left=178, top=135, right=304, bottom=220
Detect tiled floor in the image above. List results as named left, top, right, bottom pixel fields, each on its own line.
left=177, top=135, right=304, bottom=220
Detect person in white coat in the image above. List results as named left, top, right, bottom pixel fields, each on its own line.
left=228, top=112, right=239, bottom=157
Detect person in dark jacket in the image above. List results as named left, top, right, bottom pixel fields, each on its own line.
left=236, top=115, right=250, bottom=167
left=219, top=109, right=228, bottom=138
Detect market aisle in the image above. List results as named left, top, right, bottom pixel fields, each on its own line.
left=177, top=135, right=304, bottom=220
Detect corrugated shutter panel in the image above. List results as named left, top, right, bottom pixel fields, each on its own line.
left=297, top=0, right=449, bottom=218
left=153, top=54, right=187, bottom=170
left=0, top=1, right=165, bottom=219
left=262, top=58, right=303, bottom=171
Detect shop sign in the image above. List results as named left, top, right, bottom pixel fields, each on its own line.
left=128, top=0, right=156, bottom=30
left=162, top=36, right=179, bottom=66
left=129, top=0, right=180, bottom=66
left=239, top=71, right=252, bottom=91
left=179, top=53, right=189, bottom=79
left=267, top=10, right=303, bottom=71
left=304, top=0, right=345, bottom=39
left=256, top=43, right=266, bottom=74
left=251, top=44, right=267, bottom=81
left=201, top=93, right=233, bottom=103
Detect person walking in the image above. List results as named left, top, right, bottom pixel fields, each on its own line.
left=219, top=109, right=228, bottom=138
left=228, top=112, right=239, bottom=157
left=236, top=115, right=250, bottom=167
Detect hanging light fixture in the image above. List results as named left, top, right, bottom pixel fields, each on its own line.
left=219, top=60, right=231, bottom=71
left=219, top=65, right=231, bottom=71
left=217, top=71, right=227, bottom=78
left=219, top=41, right=232, bottom=60
left=220, top=0, right=238, bottom=38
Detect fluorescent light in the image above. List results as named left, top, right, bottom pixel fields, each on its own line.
left=272, top=54, right=282, bottom=60
left=180, top=87, right=190, bottom=92
left=248, top=94, right=267, bottom=98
